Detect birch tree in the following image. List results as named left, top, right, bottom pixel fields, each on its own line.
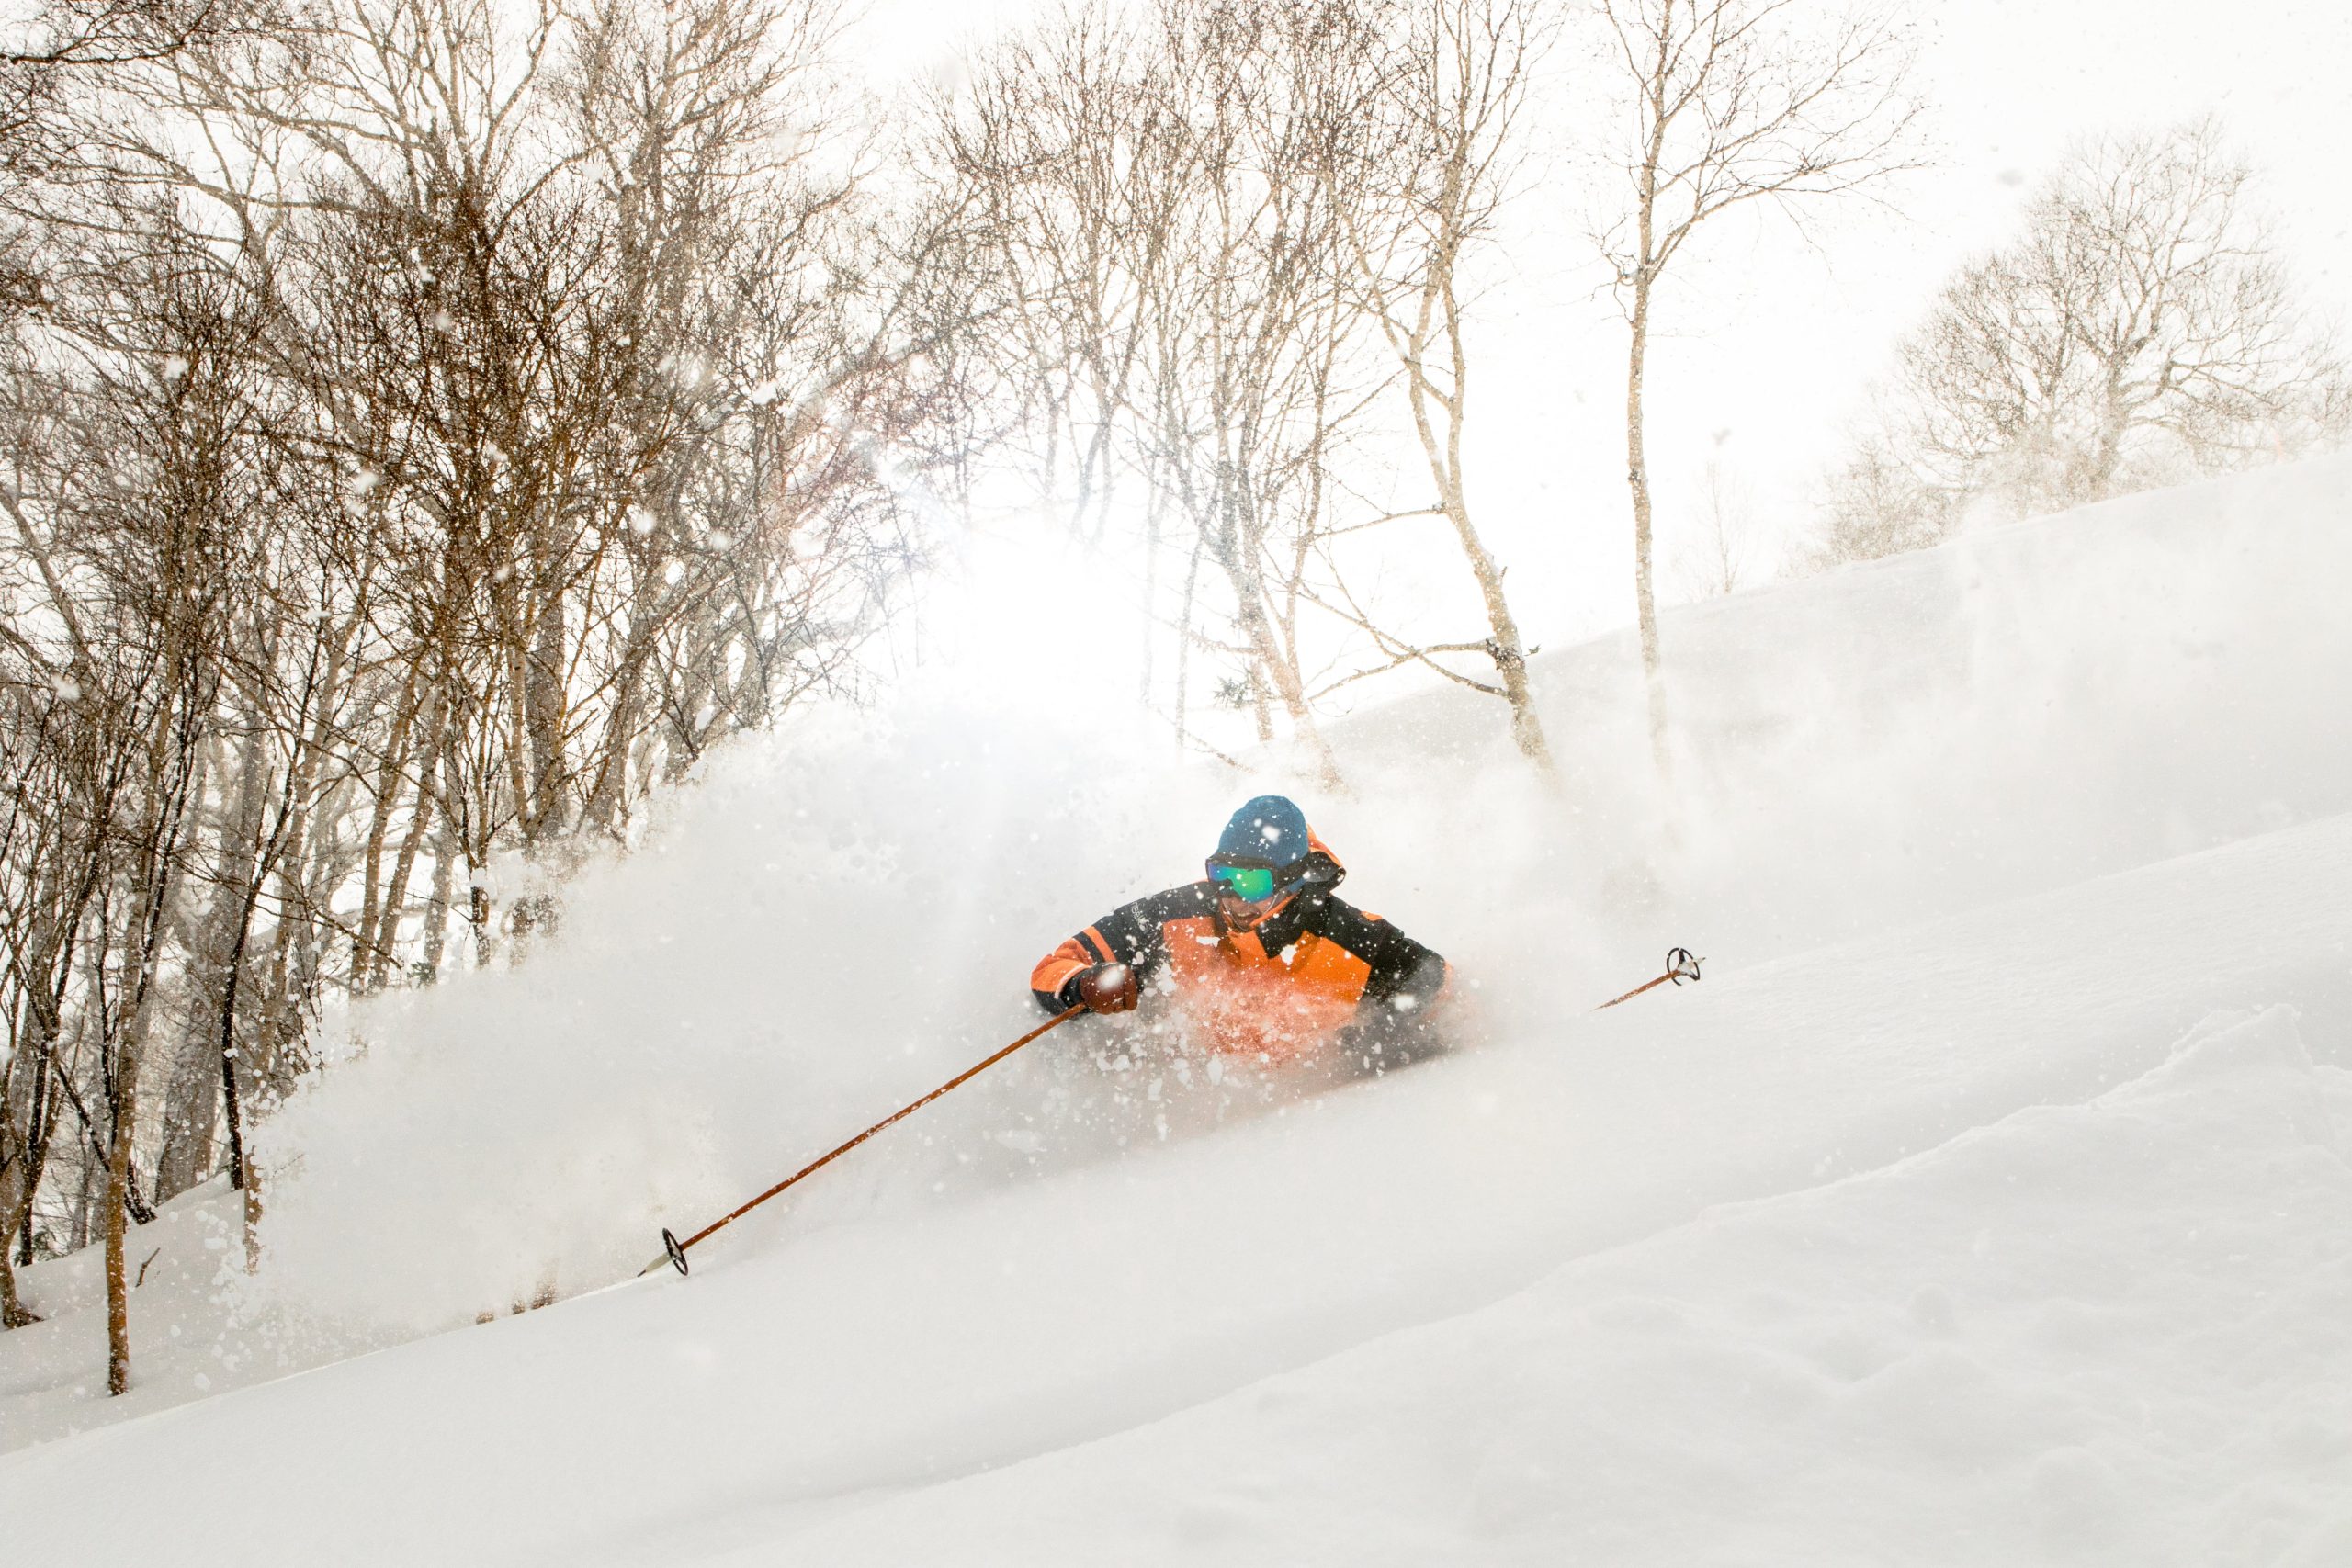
left=1593, top=0, right=1916, bottom=768
left=1815, top=119, right=2349, bottom=564
left=1324, top=0, right=1558, bottom=768
left=1, top=0, right=955, bottom=1378
left=942, top=0, right=1379, bottom=782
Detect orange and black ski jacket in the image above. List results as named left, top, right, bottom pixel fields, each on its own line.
left=1029, top=845, right=1447, bottom=1061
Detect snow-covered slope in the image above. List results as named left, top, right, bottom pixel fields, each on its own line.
left=7, top=813, right=2348, bottom=1564
left=4, top=457, right=2349, bottom=1562
left=766, top=1004, right=2352, bottom=1568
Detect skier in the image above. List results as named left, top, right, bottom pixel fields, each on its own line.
left=1030, top=795, right=1451, bottom=1074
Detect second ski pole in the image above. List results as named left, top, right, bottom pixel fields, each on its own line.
left=1595, top=947, right=1703, bottom=1010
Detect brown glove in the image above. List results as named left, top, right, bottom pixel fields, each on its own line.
left=1072, top=962, right=1139, bottom=1014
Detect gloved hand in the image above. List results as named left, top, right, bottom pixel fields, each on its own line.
left=1071, top=962, right=1139, bottom=1014
left=1337, top=984, right=1448, bottom=1077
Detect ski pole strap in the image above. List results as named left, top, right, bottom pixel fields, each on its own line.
left=647, top=1004, right=1087, bottom=1277
left=1595, top=947, right=1703, bottom=1011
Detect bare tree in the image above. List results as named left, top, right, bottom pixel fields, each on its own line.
left=940, top=0, right=1379, bottom=783
left=1800, top=429, right=1946, bottom=568
left=1815, top=118, right=2348, bottom=565
left=1323, top=0, right=1558, bottom=768
left=0, top=0, right=955, bottom=1380
left=1593, top=0, right=1917, bottom=766
left=1, top=0, right=286, bottom=164
left=1668, top=452, right=1756, bottom=599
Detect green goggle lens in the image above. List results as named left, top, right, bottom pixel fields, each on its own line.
left=1209, top=863, right=1280, bottom=900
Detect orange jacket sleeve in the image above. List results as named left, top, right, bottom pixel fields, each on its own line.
left=1031, top=922, right=1121, bottom=1011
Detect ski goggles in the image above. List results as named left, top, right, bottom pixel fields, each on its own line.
left=1206, top=859, right=1290, bottom=902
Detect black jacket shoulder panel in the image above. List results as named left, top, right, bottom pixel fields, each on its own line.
left=1292, top=895, right=1445, bottom=1003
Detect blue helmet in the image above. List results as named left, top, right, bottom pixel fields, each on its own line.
left=1213, top=795, right=1311, bottom=869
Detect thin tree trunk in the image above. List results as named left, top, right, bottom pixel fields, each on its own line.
left=155, top=731, right=264, bottom=1200
left=1140, top=491, right=1163, bottom=709
left=352, top=667, right=424, bottom=994
left=10, top=1003, right=60, bottom=1270
left=108, top=874, right=171, bottom=1393
left=0, top=1233, right=29, bottom=1327
left=153, top=1011, right=220, bottom=1202
left=368, top=684, right=447, bottom=983
left=1172, top=529, right=1206, bottom=753
left=103, top=1052, right=141, bottom=1393
left=2086, top=364, right=2133, bottom=503
left=1401, top=334, right=1552, bottom=771
left=218, top=844, right=269, bottom=1193
left=1625, top=269, right=1670, bottom=780
left=11, top=1078, right=61, bottom=1277
left=70, top=1142, right=96, bottom=1254
left=0, top=1068, right=41, bottom=1323
left=108, top=650, right=208, bottom=1391
left=109, top=852, right=174, bottom=1394
left=523, top=537, right=571, bottom=845
left=1221, top=531, right=1340, bottom=784
left=579, top=631, right=650, bottom=838
left=420, top=802, right=458, bottom=984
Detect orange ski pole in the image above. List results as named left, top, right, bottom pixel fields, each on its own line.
left=644, top=1004, right=1087, bottom=1278
left=1595, top=947, right=1703, bottom=1011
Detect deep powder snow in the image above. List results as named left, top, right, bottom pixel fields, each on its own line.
left=3, top=456, right=2349, bottom=1564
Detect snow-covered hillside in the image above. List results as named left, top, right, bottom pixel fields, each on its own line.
left=4, top=457, right=2349, bottom=1564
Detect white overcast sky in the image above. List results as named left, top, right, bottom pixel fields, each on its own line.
left=848, top=0, right=2352, bottom=657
